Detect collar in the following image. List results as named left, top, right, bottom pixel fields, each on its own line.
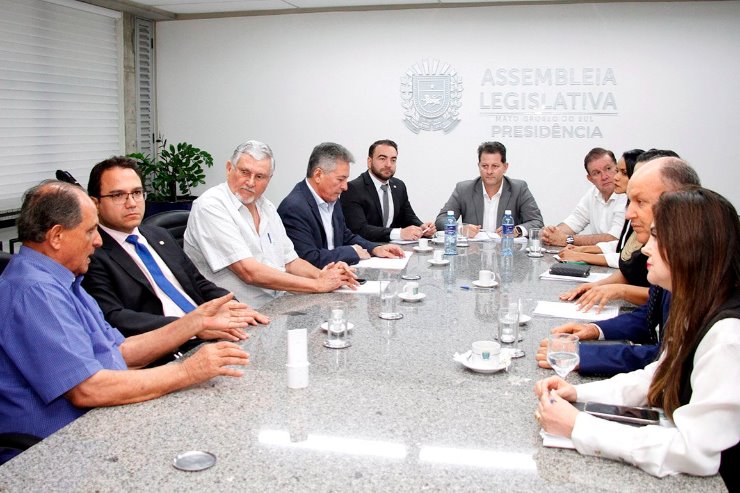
left=590, top=185, right=616, bottom=204
left=100, top=224, right=141, bottom=246
left=17, top=245, right=77, bottom=288
left=305, top=178, right=335, bottom=209
left=368, top=171, right=389, bottom=192
left=223, top=182, right=265, bottom=212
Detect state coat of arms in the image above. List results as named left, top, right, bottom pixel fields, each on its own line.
left=401, top=59, right=462, bottom=133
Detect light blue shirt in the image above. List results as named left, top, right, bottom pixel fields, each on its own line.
left=0, top=247, right=127, bottom=460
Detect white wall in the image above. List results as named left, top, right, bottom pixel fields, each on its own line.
left=155, top=2, right=740, bottom=225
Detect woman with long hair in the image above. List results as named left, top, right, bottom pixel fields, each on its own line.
left=534, top=187, right=739, bottom=488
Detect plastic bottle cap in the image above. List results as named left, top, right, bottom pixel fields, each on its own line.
left=505, top=210, right=512, bottom=215
left=447, top=210, right=454, bottom=215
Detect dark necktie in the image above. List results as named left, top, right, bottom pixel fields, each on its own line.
left=125, top=234, right=196, bottom=313
left=381, top=183, right=389, bottom=227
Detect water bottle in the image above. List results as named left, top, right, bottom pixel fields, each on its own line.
left=501, top=209, right=515, bottom=256
left=500, top=209, right=514, bottom=283
left=444, top=210, right=457, bottom=256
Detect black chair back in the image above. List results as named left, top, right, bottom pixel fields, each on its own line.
left=142, top=210, right=190, bottom=247
left=0, top=251, right=12, bottom=275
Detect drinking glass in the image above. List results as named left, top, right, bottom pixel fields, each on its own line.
left=527, top=228, right=543, bottom=257
left=378, top=273, right=403, bottom=320
left=547, top=334, right=580, bottom=379
left=497, top=295, right=524, bottom=358
left=324, top=300, right=351, bottom=349
left=518, top=297, right=537, bottom=329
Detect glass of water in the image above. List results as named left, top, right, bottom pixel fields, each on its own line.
left=497, top=295, right=524, bottom=358
left=547, top=334, right=580, bottom=379
left=527, top=228, right=543, bottom=257
left=378, top=272, right=403, bottom=320
left=324, top=300, right=351, bottom=349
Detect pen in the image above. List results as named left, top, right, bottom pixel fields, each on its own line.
left=267, top=233, right=272, bottom=244
left=460, top=285, right=471, bottom=290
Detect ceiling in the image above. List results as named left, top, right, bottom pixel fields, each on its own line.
left=80, top=0, right=568, bottom=20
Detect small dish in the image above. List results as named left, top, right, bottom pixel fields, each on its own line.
left=413, top=245, right=433, bottom=252
left=428, top=258, right=450, bottom=266
left=398, top=292, right=426, bottom=302
left=519, top=314, right=532, bottom=325
left=472, top=279, right=498, bottom=288
left=453, top=350, right=512, bottom=373
left=320, top=321, right=355, bottom=332
left=173, top=450, right=217, bottom=471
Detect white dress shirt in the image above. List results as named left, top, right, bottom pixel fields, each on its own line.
left=100, top=224, right=196, bottom=317
left=571, top=318, right=740, bottom=478
left=305, top=178, right=335, bottom=250
left=183, top=182, right=298, bottom=308
left=563, top=186, right=627, bottom=238
left=481, top=185, right=502, bottom=233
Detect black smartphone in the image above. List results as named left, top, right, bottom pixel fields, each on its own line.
left=573, top=402, right=660, bottom=426
left=356, top=278, right=367, bottom=285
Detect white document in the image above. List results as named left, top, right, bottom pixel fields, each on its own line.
left=390, top=239, right=417, bottom=245
left=540, top=429, right=576, bottom=450
left=336, top=280, right=387, bottom=295
left=469, top=231, right=527, bottom=243
left=539, top=270, right=612, bottom=283
left=355, top=251, right=412, bottom=270
left=533, top=301, right=619, bottom=321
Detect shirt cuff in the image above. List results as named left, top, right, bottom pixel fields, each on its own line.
left=516, top=225, right=528, bottom=238
left=390, top=228, right=401, bottom=241
left=593, top=323, right=605, bottom=340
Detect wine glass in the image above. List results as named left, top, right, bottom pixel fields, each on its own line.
left=547, top=334, right=580, bottom=379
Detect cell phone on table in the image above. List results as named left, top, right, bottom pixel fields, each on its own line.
left=573, top=402, right=660, bottom=426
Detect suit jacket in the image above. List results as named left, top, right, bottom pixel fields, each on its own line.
left=341, top=171, right=423, bottom=242
left=434, top=176, right=544, bottom=232
left=579, top=286, right=671, bottom=376
left=82, top=226, right=229, bottom=337
left=277, top=180, right=379, bottom=268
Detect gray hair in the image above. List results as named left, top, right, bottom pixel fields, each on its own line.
left=230, top=140, right=275, bottom=174
left=306, top=142, right=354, bottom=178
left=18, top=180, right=84, bottom=243
left=658, top=157, right=701, bottom=192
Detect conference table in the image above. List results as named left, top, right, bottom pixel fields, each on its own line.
left=0, top=242, right=726, bottom=492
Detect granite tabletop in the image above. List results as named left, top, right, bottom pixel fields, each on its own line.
left=0, top=241, right=726, bottom=492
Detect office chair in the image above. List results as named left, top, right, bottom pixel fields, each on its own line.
left=142, top=210, right=190, bottom=247
left=0, top=251, right=12, bottom=274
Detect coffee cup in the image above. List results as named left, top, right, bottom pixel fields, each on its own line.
left=478, top=270, right=494, bottom=285
left=471, top=340, right=501, bottom=364
left=418, top=238, right=429, bottom=249
left=433, top=249, right=444, bottom=261
left=403, top=282, right=419, bottom=296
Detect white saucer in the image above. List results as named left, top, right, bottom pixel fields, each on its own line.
left=453, top=350, right=512, bottom=373
left=472, top=279, right=498, bottom=288
left=428, top=258, right=450, bottom=266
left=398, top=292, right=426, bottom=302
left=431, top=237, right=445, bottom=244
left=320, top=321, right=355, bottom=332
left=519, top=314, right=532, bottom=325
left=413, top=245, right=433, bottom=253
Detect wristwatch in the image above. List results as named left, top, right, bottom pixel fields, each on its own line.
left=566, top=235, right=575, bottom=245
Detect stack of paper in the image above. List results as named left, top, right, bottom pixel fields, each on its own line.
left=533, top=301, right=619, bottom=321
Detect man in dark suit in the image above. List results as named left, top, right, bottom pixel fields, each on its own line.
left=341, top=139, right=436, bottom=242
left=277, top=142, right=405, bottom=268
left=434, top=141, right=543, bottom=238
left=82, top=157, right=268, bottom=338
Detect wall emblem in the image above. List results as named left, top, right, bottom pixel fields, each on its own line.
left=401, top=59, right=462, bottom=133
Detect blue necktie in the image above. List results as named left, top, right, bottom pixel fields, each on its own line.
left=125, top=234, right=196, bottom=313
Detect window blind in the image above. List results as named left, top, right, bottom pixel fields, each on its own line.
left=0, top=0, right=122, bottom=213
left=135, top=17, right=155, bottom=159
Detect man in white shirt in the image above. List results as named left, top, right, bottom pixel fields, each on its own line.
left=184, top=141, right=358, bottom=308
left=541, top=147, right=627, bottom=247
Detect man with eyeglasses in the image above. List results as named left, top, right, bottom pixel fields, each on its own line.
left=82, top=156, right=268, bottom=351
left=434, top=141, right=544, bottom=238
left=184, top=141, right=359, bottom=309
left=541, top=147, right=627, bottom=247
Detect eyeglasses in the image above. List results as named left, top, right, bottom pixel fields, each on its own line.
left=99, top=190, right=147, bottom=204
left=235, top=166, right=270, bottom=183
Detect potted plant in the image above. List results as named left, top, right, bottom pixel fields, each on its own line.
left=128, top=138, right=214, bottom=217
